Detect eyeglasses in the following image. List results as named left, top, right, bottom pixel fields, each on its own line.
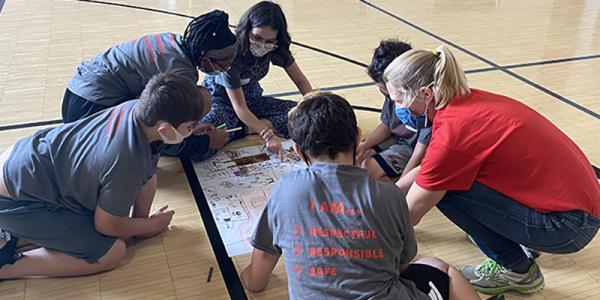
left=390, top=82, right=435, bottom=105
left=249, top=32, right=277, bottom=45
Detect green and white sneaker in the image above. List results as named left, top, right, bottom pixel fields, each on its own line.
left=461, top=258, right=545, bottom=295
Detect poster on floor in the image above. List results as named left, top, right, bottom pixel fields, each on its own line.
left=193, top=140, right=305, bottom=257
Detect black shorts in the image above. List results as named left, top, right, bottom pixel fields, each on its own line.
left=401, top=263, right=450, bottom=300
left=61, top=88, right=110, bottom=123
left=0, top=197, right=117, bottom=263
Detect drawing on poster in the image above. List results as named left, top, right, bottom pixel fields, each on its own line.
left=193, top=140, right=305, bottom=256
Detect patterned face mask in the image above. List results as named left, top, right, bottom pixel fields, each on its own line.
left=249, top=39, right=278, bottom=57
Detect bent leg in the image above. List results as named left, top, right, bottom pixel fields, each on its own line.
left=0, top=239, right=125, bottom=279
left=409, top=257, right=479, bottom=300
left=0, top=199, right=124, bottom=278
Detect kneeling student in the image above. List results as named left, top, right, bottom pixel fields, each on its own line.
left=0, top=73, right=209, bottom=279
left=241, top=91, right=479, bottom=300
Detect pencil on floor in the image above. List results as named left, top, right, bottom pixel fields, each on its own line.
left=207, top=266, right=214, bottom=282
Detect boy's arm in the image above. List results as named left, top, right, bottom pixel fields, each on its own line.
left=399, top=141, right=428, bottom=178
left=95, top=172, right=174, bottom=239
left=94, top=205, right=173, bottom=238
left=132, top=174, right=157, bottom=218
left=361, top=123, right=391, bottom=149
left=241, top=249, right=280, bottom=292
left=357, top=123, right=391, bottom=164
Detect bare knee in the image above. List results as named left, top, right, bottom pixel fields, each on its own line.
left=96, top=239, right=126, bottom=271
left=414, top=256, right=450, bottom=274
left=362, top=158, right=387, bottom=180
left=362, top=159, right=379, bottom=177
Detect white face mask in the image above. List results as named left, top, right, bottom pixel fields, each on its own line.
left=159, top=124, right=192, bottom=144
left=249, top=39, right=278, bottom=57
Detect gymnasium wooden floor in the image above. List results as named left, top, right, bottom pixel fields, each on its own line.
left=1, top=0, right=599, bottom=299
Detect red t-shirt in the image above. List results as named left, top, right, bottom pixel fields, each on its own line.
left=416, top=89, right=600, bottom=216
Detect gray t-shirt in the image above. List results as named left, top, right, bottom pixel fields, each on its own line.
left=3, top=100, right=160, bottom=217
left=380, top=96, right=432, bottom=146
left=68, top=33, right=198, bottom=106
left=252, top=163, right=429, bottom=300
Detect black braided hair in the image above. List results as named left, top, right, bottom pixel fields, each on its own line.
left=181, top=10, right=237, bottom=67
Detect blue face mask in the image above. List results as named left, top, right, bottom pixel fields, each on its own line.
left=395, top=107, right=427, bottom=132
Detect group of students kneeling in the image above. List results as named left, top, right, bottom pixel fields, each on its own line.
left=1, top=1, right=599, bottom=300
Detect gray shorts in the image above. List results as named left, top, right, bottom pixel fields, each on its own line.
left=0, top=197, right=117, bottom=263
left=372, top=137, right=413, bottom=178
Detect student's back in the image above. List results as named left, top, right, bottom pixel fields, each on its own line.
left=253, top=162, right=429, bottom=299
left=0, top=73, right=209, bottom=280
left=244, top=91, right=480, bottom=300
left=68, top=33, right=197, bottom=107
left=62, top=10, right=237, bottom=125
left=4, top=100, right=158, bottom=216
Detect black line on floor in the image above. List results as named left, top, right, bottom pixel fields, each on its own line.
left=503, top=54, right=600, bottom=70
left=78, top=0, right=193, bottom=18
left=0, top=119, right=63, bottom=131
left=2, top=49, right=599, bottom=133
left=291, top=40, right=368, bottom=67
left=180, top=157, right=248, bottom=300
left=268, top=81, right=374, bottom=97
left=359, top=0, right=600, bottom=120
left=77, top=0, right=368, bottom=68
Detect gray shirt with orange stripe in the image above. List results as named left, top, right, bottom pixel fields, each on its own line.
left=2, top=100, right=160, bottom=217
left=67, top=33, right=198, bottom=106
left=251, top=163, right=428, bottom=300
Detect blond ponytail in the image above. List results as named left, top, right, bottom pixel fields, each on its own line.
left=432, top=45, right=469, bottom=109
left=383, top=45, right=469, bottom=109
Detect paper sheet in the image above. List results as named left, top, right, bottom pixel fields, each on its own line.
left=193, top=140, right=305, bottom=257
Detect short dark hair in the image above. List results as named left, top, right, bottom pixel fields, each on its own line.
left=136, top=73, right=206, bottom=127
left=367, top=39, right=412, bottom=83
left=288, top=91, right=358, bottom=161
left=236, top=1, right=292, bottom=60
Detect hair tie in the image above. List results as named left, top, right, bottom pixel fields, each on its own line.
left=432, top=49, right=440, bottom=57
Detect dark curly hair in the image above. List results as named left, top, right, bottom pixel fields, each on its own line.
left=367, top=39, right=412, bottom=83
